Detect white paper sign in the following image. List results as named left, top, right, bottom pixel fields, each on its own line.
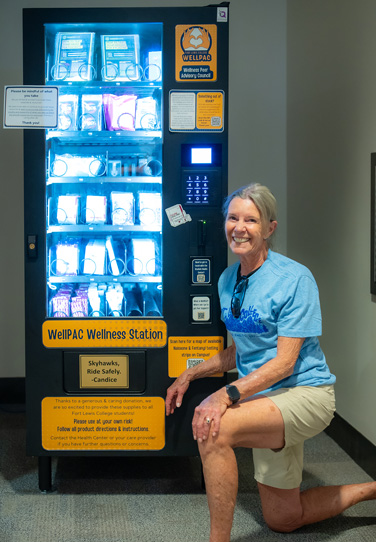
left=3, top=86, right=58, bottom=129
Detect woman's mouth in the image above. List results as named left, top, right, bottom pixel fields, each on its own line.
left=233, top=237, right=250, bottom=244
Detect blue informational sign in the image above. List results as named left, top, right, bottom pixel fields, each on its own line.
left=192, top=257, right=211, bottom=284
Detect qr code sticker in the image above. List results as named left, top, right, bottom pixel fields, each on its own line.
left=187, top=358, right=205, bottom=369
left=211, top=116, right=221, bottom=127
left=197, top=312, right=206, bottom=320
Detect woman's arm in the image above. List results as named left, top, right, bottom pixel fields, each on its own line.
left=165, top=343, right=237, bottom=415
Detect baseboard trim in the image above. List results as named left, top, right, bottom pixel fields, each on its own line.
left=325, top=412, right=376, bottom=480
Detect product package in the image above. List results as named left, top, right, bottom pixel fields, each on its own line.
left=130, top=238, right=156, bottom=275
left=51, top=286, right=73, bottom=317
left=85, top=195, right=107, bottom=224
left=50, top=153, right=106, bottom=177
left=103, top=94, right=137, bottom=131
left=88, top=283, right=107, bottom=316
left=83, top=239, right=106, bottom=275
left=58, top=94, right=79, bottom=131
left=106, top=236, right=126, bottom=276
left=57, top=195, right=79, bottom=225
left=106, top=284, right=124, bottom=316
left=81, top=94, right=103, bottom=131
left=145, top=51, right=162, bottom=81
left=101, top=35, right=141, bottom=82
left=138, top=192, right=162, bottom=226
left=71, top=285, right=89, bottom=317
left=111, top=192, right=135, bottom=225
left=54, top=241, right=80, bottom=276
left=52, top=32, right=95, bottom=82
left=135, top=97, right=158, bottom=130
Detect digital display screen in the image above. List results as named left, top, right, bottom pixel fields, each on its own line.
left=191, top=147, right=212, bottom=165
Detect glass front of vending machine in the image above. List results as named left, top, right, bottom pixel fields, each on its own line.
left=45, top=24, right=163, bottom=321
left=24, top=6, right=229, bottom=492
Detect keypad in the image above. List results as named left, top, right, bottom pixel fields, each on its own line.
left=184, top=174, right=210, bottom=204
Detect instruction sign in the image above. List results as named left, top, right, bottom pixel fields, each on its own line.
left=43, top=319, right=167, bottom=348
left=175, top=25, right=217, bottom=82
left=168, top=336, right=224, bottom=377
left=170, top=90, right=224, bottom=132
left=3, top=86, right=58, bottom=129
left=42, top=396, right=165, bottom=451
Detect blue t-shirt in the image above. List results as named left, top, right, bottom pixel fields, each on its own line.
left=218, top=250, right=336, bottom=393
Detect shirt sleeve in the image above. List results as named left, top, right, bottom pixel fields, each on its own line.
left=277, top=274, right=322, bottom=338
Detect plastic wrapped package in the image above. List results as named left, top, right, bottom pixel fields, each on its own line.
left=85, top=195, right=107, bottom=224
left=81, top=95, right=102, bottom=131
left=58, top=94, right=79, bottom=131
left=103, top=94, right=137, bottom=131
left=83, top=239, right=106, bottom=275
left=57, top=195, right=79, bottom=225
left=106, top=284, right=124, bottom=316
left=111, top=192, right=135, bottom=225
left=50, top=154, right=106, bottom=177
left=54, top=241, right=80, bottom=276
left=129, top=239, right=156, bottom=275
left=135, top=97, right=158, bottom=130
left=138, top=192, right=162, bottom=226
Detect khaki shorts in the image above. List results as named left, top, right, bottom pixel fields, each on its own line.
left=252, top=385, right=336, bottom=490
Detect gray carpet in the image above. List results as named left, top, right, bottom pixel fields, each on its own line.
left=1, top=407, right=375, bottom=542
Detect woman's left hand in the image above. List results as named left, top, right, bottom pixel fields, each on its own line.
left=192, top=389, right=231, bottom=442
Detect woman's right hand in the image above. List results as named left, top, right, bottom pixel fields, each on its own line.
left=165, top=372, right=191, bottom=416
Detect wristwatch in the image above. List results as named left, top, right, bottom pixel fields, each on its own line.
left=225, top=384, right=241, bottom=404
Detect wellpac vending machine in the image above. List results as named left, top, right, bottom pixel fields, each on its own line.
left=22, top=4, right=229, bottom=491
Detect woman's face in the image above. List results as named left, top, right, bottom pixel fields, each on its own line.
left=225, top=197, right=275, bottom=261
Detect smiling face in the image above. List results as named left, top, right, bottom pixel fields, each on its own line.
left=225, top=197, right=277, bottom=272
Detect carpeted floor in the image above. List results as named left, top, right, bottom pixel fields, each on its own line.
left=1, top=406, right=375, bottom=542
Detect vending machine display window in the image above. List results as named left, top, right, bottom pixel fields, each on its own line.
left=44, top=23, right=163, bottom=319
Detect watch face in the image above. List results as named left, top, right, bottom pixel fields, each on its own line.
left=226, top=384, right=240, bottom=402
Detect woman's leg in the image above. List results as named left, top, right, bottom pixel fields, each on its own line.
left=198, top=396, right=286, bottom=542
left=258, top=481, right=376, bottom=533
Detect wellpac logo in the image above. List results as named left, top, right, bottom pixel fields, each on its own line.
left=180, top=26, right=212, bottom=62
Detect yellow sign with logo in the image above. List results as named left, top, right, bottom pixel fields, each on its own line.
left=168, top=336, right=224, bottom=377
left=42, top=319, right=167, bottom=348
left=175, top=24, right=217, bottom=82
left=42, top=396, right=165, bottom=451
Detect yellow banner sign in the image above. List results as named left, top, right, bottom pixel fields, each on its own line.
left=175, top=24, right=217, bottom=82
left=168, top=336, right=224, bottom=377
left=42, top=319, right=167, bottom=348
left=42, top=396, right=165, bottom=451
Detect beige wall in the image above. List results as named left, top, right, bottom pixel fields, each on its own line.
left=287, top=0, right=376, bottom=445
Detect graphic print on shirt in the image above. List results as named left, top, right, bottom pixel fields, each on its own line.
left=222, top=306, right=268, bottom=334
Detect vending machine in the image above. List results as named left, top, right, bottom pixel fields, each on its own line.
left=23, top=4, right=229, bottom=491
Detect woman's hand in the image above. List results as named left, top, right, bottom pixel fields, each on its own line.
left=165, top=372, right=192, bottom=416
left=192, top=389, right=231, bottom=442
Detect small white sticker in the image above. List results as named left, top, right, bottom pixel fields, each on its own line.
left=192, top=296, right=210, bottom=322
left=165, top=204, right=192, bottom=227
left=217, top=7, right=228, bottom=22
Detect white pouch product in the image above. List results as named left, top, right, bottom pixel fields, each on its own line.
left=138, top=192, right=162, bottom=226
left=55, top=242, right=79, bottom=276
left=135, top=97, right=158, bottom=130
left=81, top=94, right=103, bottom=131
left=57, top=195, right=79, bottom=225
left=58, top=94, right=79, bottom=131
left=131, top=239, right=156, bottom=275
left=85, top=195, right=107, bottom=224
left=83, top=239, right=106, bottom=275
left=111, top=192, right=135, bottom=225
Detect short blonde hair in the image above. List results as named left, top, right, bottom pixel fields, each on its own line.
left=222, top=183, right=277, bottom=245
